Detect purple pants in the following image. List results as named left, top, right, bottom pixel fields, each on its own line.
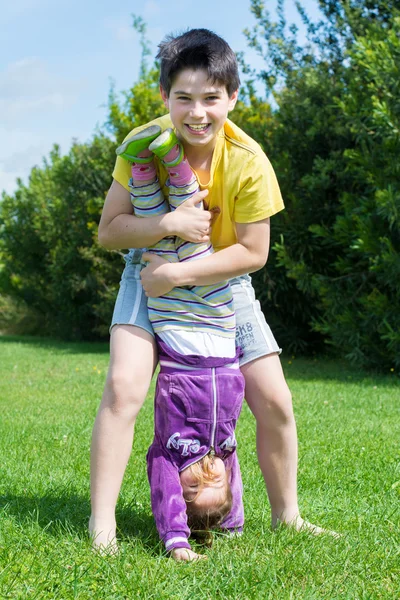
left=146, top=338, right=245, bottom=552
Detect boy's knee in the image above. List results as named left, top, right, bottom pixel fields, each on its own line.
left=103, top=370, right=148, bottom=418
left=250, top=388, right=294, bottom=429
left=267, top=390, right=294, bottom=426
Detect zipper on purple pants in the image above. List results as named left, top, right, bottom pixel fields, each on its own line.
left=210, top=367, right=217, bottom=454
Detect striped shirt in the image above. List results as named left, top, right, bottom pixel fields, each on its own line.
left=129, top=175, right=236, bottom=339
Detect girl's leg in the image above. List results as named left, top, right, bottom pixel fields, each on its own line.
left=127, top=135, right=177, bottom=261
left=149, top=128, right=195, bottom=192
left=89, top=324, right=157, bottom=550
left=116, top=124, right=169, bottom=221
left=150, top=129, right=213, bottom=262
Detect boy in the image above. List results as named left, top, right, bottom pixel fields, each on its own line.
left=91, top=28, right=329, bottom=555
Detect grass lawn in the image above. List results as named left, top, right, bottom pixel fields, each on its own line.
left=0, top=335, right=399, bottom=599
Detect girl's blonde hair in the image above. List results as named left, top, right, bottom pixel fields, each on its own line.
left=184, top=454, right=232, bottom=545
left=185, top=453, right=222, bottom=489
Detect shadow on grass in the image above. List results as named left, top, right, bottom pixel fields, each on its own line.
left=0, top=335, right=109, bottom=356
left=2, top=334, right=399, bottom=388
left=0, top=491, right=160, bottom=554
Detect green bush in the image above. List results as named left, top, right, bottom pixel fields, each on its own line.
left=0, top=136, right=120, bottom=340
left=241, top=0, right=400, bottom=369
left=309, top=15, right=400, bottom=369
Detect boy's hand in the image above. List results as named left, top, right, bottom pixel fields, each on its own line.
left=141, top=253, right=177, bottom=297
left=170, top=548, right=207, bottom=562
left=172, top=190, right=213, bottom=243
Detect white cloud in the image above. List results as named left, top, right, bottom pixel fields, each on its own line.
left=0, top=126, right=48, bottom=194
left=0, top=56, right=88, bottom=194
left=0, top=127, right=45, bottom=163
left=0, top=49, right=109, bottom=196
left=0, top=0, right=50, bottom=26
left=115, top=25, right=136, bottom=42
left=143, top=0, right=161, bottom=19
left=103, top=16, right=137, bottom=43
left=3, top=93, right=71, bottom=122
left=1, top=145, right=47, bottom=175
left=147, top=26, right=164, bottom=47
left=103, top=11, right=161, bottom=52
left=0, top=125, right=76, bottom=195
left=0, top=57, right=81, bottom=125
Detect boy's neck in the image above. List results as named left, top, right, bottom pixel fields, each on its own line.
left=183, top=143, right=214, bottom=174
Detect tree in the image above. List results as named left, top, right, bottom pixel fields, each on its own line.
left=240, top=0, right=354, bottom=352
left=310, top=13, right=400, bottom=368
left=0, top=135, right=119, bottom=339
left=243, top=0, right=400, bottom=368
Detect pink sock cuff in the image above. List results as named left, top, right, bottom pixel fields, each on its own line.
left=167, top=158, right=194, bottom=187
left=163, top=144, right=180, bottom=164
left=131, top=161, right=157, bottom=182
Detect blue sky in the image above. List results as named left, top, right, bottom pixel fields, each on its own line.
left=1, top=0, right=322, bottom=195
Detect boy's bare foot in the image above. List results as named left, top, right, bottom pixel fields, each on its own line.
left=89, top=516, right=118, bottom=555
left=171, top=548, right=207, bottom=562
left=274, top=515, right=341, bottom=539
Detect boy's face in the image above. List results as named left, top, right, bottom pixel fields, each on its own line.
left=160, top=68, right=238, bottom=154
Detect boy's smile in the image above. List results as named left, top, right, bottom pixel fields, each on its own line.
left=161, top=68, right=238, bottom=156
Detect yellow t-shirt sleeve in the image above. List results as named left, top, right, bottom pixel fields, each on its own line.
left=234, top=152, right=285, bottom=223
left=112, top=155, right=132, bottom=192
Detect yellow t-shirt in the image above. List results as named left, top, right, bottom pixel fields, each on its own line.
left=112, top=114, right=284, bottom=251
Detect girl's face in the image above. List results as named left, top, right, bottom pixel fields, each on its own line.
left=180, top=457, right=227, bottom=509
left=160, top=68, right=238, bottom=156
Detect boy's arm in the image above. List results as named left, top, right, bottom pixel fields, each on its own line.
left=98, top=180, right=212, bottom=250
left=140, top=218, right=270, bottom=297
left=147, top=443, right=192, bottom=552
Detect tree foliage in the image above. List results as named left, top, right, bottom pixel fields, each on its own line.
left=0, top=136, right=119, bottom=339
left=310, top=14, right=400, bottom=368
left=243, top=0, right=400, bottom=368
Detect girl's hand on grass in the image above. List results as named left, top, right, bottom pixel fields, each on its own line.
left=171, top=548, right=207, bottom=562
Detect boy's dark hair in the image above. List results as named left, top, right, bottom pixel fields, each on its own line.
left=156, top=28, right=240, bottom=96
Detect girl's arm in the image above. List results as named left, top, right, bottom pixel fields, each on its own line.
left=140, top=218, right=270, bottom=297
left=98, top=180, right=212, bottom=250
left=146, top=443, right=192, bottom=552
left=219, top=452, right=244, bottom=533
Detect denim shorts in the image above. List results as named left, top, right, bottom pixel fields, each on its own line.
left=111, top=249, right=281, bottom=366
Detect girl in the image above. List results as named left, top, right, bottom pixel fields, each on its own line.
left=116, top=125, right=245, bottom=560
